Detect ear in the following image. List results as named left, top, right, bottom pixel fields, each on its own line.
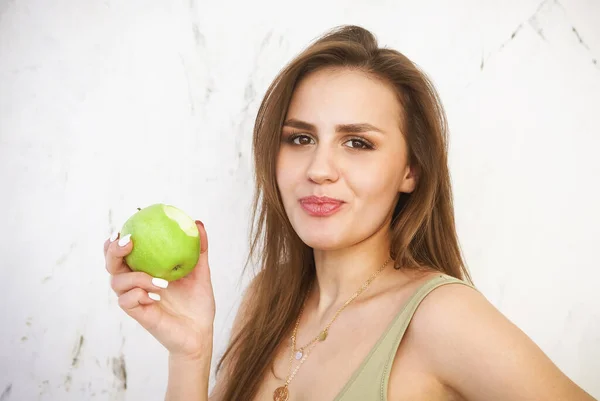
left=398, top=164, right=419, bottom=194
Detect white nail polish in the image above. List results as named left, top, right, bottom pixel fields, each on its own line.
left=118, top=234, right=131, bottom=247
left=152, top=278, right=169, bottom=289
left=148, top=292, right=161, bottom=301
left=109, top=232, right=119, bottom=242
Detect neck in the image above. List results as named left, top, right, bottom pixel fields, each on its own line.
left=308, top=224, right=393, bottom=321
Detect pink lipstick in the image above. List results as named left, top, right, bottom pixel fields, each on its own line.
left=299, top=196, right=344, bottom=217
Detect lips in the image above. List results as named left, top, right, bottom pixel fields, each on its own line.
left=299, top=196, right=344, bottom=217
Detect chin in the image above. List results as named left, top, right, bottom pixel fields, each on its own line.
left=302, top=238, right=346, bottom=251
left=295, top=227, right=348, bottom=251
left=286, top=207, right=354, bottom=250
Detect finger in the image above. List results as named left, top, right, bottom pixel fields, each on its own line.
left=182, top=221, right=213, bottom=291
left=110, top=271, right=169, bottom=296
left=103, top=231, right=119, bottom=257
left=117, top=287, right=160, bottom=321
left=105, top=233, right=134, bottom=275
left=195, top=220, right=209, bottom=270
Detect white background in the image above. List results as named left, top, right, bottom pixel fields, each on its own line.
left=1, top=0, right=599, bottom=399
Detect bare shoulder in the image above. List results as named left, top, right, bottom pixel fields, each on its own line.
left=405, top=276, right=595, bottom=401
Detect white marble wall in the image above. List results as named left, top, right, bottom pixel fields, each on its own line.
left=1, top=0, right=599, bottom=399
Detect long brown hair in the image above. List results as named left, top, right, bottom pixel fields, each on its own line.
left=215, top=24, right=472, bottom=400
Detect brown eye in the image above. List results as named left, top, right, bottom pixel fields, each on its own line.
left=344, top=138, right=373, bottom=150
left=351, top=140, right=366, bottom=148
left=290, top=135, right=315, bottom=146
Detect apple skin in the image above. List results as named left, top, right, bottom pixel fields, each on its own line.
left=120, top=204, right=200, bottom=281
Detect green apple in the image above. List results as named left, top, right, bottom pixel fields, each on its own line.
left=120, top=204, right=200, bottom=281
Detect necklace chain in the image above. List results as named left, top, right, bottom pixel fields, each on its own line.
left=273, top=257, right=392, bottom=400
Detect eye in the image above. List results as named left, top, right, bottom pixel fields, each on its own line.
left=344, top=137, right=374, bottom=150
left=287, top=133, right=315, bottom=146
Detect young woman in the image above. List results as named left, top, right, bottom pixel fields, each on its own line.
left=103, top=25, right=595, bottom=401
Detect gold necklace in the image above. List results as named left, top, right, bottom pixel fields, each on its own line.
left=273, top=257, right=392, bottom=401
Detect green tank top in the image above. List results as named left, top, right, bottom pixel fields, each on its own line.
left=332, top=274, right=475, bottom=401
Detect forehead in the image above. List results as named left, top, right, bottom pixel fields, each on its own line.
left=286, top=68, right=403, bottom=129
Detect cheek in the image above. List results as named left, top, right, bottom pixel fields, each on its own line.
left=276, top=151, right=299, bottom=198
left=347, top=162, right=401, bottom=201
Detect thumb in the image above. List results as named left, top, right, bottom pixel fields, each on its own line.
left=193, top=220, right=210, bottom=275
left=183, top=220, right=213, bottom=291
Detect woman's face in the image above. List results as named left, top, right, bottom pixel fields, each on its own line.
left=276, top=68, right=417, bottom=251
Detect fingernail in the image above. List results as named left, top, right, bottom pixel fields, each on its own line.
left=195, top=220, right=204, bottom=227
left=109, top=232, right=119, bottom=242
left=118, top=234, right=131, bottom=247
left=152, top=277, right=169, bottom=289
left=148, top=292, right=161, bottom=301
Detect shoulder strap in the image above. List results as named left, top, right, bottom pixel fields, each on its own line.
left=332, top=274, right=475, bottom=401
left=378, top=274, right=475, bottom=399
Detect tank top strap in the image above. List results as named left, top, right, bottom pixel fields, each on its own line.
left=378, top=274, right=475, bottom=398
left=334, top=273, right=475, bottom=401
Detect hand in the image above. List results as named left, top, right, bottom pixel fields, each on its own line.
left=104, top=220, right=215, bottom=359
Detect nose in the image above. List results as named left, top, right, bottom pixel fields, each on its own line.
left=306, top=144, right=339, bottom=184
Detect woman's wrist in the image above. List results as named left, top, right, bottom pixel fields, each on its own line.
left=166, top=343, right=213, bottom=401
left=169, top=334, right=214, bottom=368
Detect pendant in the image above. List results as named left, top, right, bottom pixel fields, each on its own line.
left=274, top=386, right=289, bottom=401
left=319, top=330, right=328, bottom=342
left=295, top=350, right=303, bottom=360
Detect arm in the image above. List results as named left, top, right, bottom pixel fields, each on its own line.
left=410, top=283, right=596, bottom=401
left=208, top=274, right=262, bottom=401
left=166, top=347, right=213, bottom=401
left=166, top=272, right=259, bottom=401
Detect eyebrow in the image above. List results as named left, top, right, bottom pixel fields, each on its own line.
left=283, top=118, right=385, bottom=134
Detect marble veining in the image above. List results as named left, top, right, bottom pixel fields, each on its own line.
left=0, top=0, right=598, bottom=399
